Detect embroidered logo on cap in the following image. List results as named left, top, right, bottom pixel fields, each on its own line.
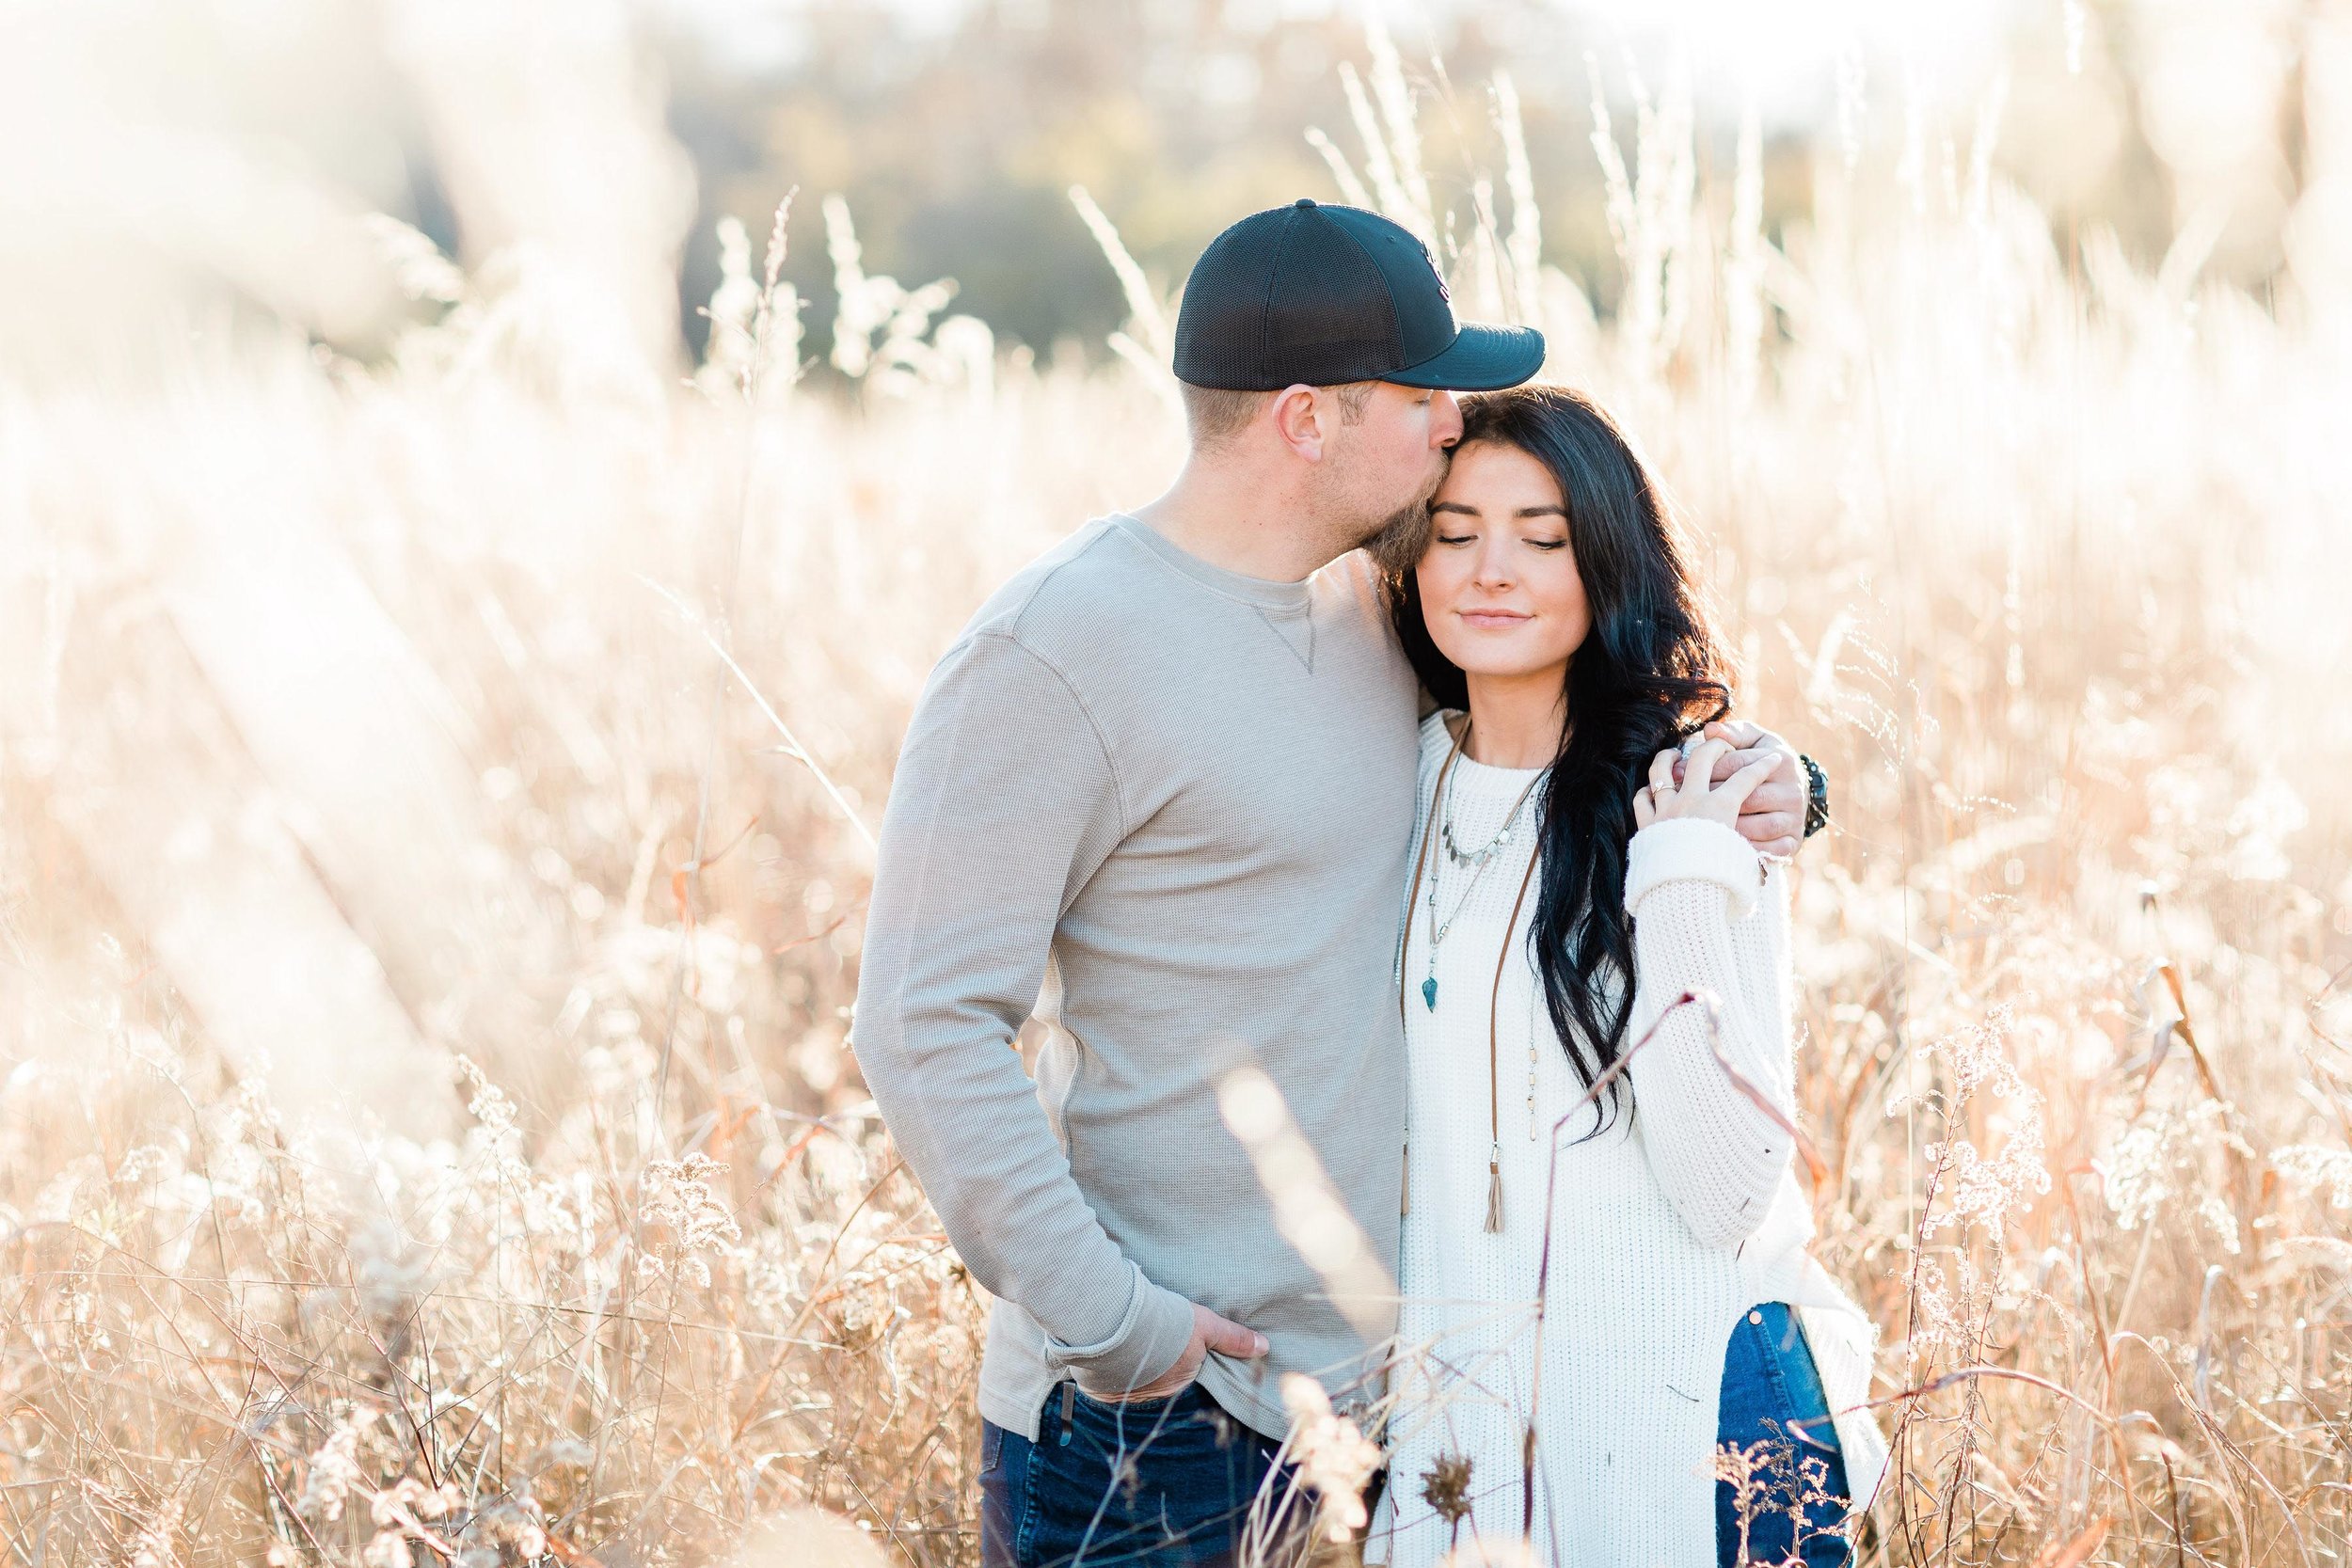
left=1417, top=240, right=1453, bottom=304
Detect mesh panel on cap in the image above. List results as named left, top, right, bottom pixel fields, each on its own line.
left=1172, top=211, right=1289, bottom=389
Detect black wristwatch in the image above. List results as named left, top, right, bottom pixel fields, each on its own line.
left=1798, top=753, right=1831, bottom=838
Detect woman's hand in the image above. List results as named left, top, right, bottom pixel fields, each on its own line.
left=1635, top=736, right=1783, bottom=833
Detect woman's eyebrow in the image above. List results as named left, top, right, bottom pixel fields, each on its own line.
left=1430, top=501, right=1567, bottom=518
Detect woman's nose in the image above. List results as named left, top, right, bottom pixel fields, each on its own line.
left=1471, top=542, right=1514, bottom=588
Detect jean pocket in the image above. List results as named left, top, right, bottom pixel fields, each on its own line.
left=980, top=1421, right=1005, bottom=1476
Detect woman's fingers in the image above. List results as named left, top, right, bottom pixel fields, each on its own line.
left=1642, top=736, right=1791, bottom=835
left=1679, top=737, right=1733, bottom=796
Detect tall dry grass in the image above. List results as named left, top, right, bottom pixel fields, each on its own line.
left=4, top=17, right=2351, bottom=1568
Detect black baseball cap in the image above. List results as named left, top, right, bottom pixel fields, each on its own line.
left=1172, top=198, right=1545, bottom=393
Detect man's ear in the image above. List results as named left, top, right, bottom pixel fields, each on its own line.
left=1269, top=385, right=1327, bottom=463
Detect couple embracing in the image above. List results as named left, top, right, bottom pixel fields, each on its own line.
left=852, top=200, right=1890, bottom=1567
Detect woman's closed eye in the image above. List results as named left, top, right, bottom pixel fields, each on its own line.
left=1435, top=531, right=1566, bottom=549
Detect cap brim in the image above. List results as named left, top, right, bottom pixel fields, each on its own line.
left=1384, top=322, right=1547, bottom=391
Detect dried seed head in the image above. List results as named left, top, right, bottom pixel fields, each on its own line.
left=1419, top=1449, right=1475, bottom=1528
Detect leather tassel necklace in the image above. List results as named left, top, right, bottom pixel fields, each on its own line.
left=1396, top=721, right=1548, bottom=1232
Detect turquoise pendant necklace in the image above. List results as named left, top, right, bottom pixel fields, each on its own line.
left=1422, top=758, right=1544, bottom=1010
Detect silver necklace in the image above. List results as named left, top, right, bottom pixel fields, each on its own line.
left=1439, top=775, right=1540, bottom=868
left=1525, top=977, right=1542, bottom=1138
left=1422, top=759, right=1545, bottom=1011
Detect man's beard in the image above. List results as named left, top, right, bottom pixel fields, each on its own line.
left=1358, top=463, right=1448, bottom=575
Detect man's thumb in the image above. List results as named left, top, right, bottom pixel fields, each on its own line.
left=1199, top=1308, right=1268, bottom=1359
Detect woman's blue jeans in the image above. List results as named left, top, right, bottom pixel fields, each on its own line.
left=1717, top=1302, right=1854, bottom=1567
left=978, top=1384, right=1305, bottom=1567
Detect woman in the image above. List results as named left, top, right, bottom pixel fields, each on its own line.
left=1364, top=386, right=1887, bottom=1567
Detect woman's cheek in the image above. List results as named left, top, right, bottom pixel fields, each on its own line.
left=1414, top=563, right=1457, bottom=625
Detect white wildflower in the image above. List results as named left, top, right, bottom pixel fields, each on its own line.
left=2196, top=1192, right=2242, bottom=1254
left=1915, top=1008, right=2050, bottom=1240
left=472, top=1497, right=548, bottom=1560
left=1906, top=1256, right=1968, bottom=1361
left=295, top=1408, right=377, bottom=1522
left=352, top=1219, right=436, bottom=1339
left=453, top=1056, right=529, bottom=1187
left=1279, top=1374, right=1381, bottom=1543
left=370, top=1476, right=462, bottom=1528
left=115, top=1142, right=180, bottom=1186
left=2223, top=774, right=2306, bottom=882
left=640, top=1153, right=743, bottom=1287
left=2100, top=1122, right=2169, bottom=1231
left=2274, top=1144, right=2352, bottom=1208
left=129, top=1519, right=179, bottom=1568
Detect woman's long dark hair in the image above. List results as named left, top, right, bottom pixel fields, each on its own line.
left=1385, top=385, right=1731, bottom=1132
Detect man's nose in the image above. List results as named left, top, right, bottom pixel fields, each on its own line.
left=1431, top=390, right=1463, bottom=449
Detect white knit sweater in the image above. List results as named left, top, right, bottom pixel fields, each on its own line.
left=1368, top=712, right=1886, bottom=1568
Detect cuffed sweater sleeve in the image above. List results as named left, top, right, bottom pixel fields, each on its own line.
left=850, top=629, right=1196, bottom=1397
left=1621, top=817, right=1796, bottom=1251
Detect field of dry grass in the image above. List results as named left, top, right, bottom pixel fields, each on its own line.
left=4, top=21, right=2352, bottom=1568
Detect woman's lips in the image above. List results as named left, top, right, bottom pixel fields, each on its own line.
left=1457, top=609, right=1531, bottom=629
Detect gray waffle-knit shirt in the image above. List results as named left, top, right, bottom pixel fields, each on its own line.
left=850, top=513, right=1419, bottom=1442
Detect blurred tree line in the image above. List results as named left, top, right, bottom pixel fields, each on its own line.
left=5, top=0, right=2325, bottom=384
left=648, top=0, right=2238, bottom=372
left=659, top=0, right=1629, bottom=366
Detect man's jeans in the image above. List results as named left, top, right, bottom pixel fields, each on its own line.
left=979, top=1384, right=1304, bottom=1567
left=1716, top=1302, right=1855, bottom=1567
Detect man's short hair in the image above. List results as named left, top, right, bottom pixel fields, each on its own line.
left=1179, top=380, right=1376, bottom=451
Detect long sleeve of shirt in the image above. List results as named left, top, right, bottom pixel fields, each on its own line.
left=1621, top=816, right=1797, bottom=1250
left=850, top=627, right=1197, bottom=1397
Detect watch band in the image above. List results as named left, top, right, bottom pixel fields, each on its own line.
left=1798, top=752, right=1830, bottom=838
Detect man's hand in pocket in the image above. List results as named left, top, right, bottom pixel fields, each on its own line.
left=1110, top=1303, right=1267, bottom=1402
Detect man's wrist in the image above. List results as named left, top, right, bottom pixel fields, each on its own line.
left=1050, top=1270, right=1197, bottom=1398
left=1798, top=753, right=1831, bottom=838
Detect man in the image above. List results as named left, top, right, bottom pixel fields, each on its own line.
left=850, top=200, right=1819, bottom=1567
